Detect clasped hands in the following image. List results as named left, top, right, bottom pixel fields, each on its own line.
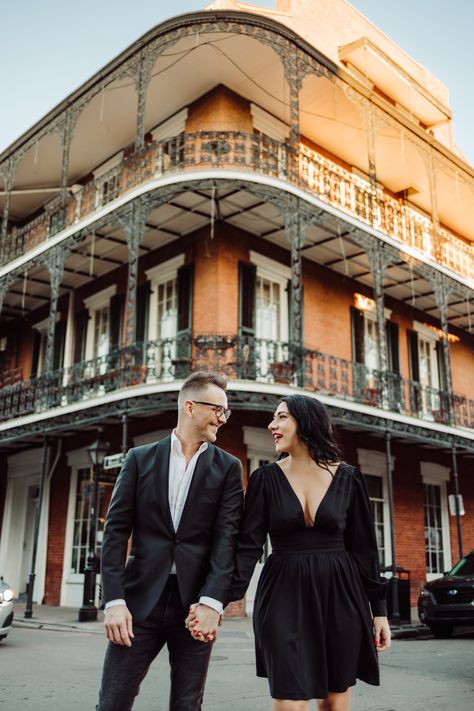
left=185, top=603, right=221, bottom=643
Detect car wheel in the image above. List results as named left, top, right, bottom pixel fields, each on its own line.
left=0, top=635, right=6, bottom=642
left=429, top=623, right=453, bottom=638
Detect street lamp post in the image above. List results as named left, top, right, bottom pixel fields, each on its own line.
left=78, top=433, right=109, bottom=622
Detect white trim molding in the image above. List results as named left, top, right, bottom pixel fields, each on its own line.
left=83, top=284, right=117, bottom=312
left=420, top=461, right=452, bottom=578
left=93, top=151, right=124, bottom=179
left=133, top=429, right=171, bottom=446
left=243, top=426, right=275, bottom=455
left=357, top=448, right=393, bottom=568
left=250, top=103, right=289, bottom=141
left=420, top=461, right=450, bottom=485
left=151, top=108, right=188, bottom=142
left=250, top=250, right=291, bottom=283
left=145, top=254, right=185, bottom=285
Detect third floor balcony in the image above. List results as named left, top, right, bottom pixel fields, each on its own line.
left=3, top=131, right=474, bottom=284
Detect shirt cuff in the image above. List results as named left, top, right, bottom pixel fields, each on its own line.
left=198, top=596, right=224, bottom=615
left=105, top=599, right=126, bottom=609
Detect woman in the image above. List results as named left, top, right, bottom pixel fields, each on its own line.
left=230, top=395, right=391, bottom=711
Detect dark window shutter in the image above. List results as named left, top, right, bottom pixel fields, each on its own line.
left=109, top=294, right=124, bottom=350
left=177, top=264, right=194, bottom=335
left=53, top=321, right=67, bottom=370
left=436, top=340, right=447, bottom=390
left=136, top=283, right=150, bottom=343
left=31, top=331, right=42, bottom=377
left=407, top=330, right=420, bottom=381
left=74, top=310, right=89, bottom=363
left=386, top=320, right=400, bottom=374
left=350, top=306, right=365, bottom=363
left=238, top=261, right=256, bottom=337
left=287, top=279, right=304, bottom=345
left=176, top=264, right=194, bottom=375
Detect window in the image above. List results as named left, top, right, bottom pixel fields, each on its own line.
left=151, top=108, right=188, bottom=175
left=70, top=467, right=106, bottom=575
left=364, top=474, right=386, bottom=567
left=251, top=103, right=289, bottom=178
left=408, top=322, right=445, bottom=417
left=424, top=483, right=444, bottom=575
left=30, top=316, right=66, bottom=378
left=357, top=449, right=392, bottom=570
left=92, top=152, right=124, bottom=208
left=247, top=252, right=291, bottom=381
left=93, top=305, right=109, bottom=360
left=157, top=278, right=178, bottom=340
left=256, top=276, right=281, bottom=341
left=351, top=301, right=396, bottom=403
left=84, top=285, right=117, bottom=377
left=145, top=255, right=191, bottom=379
left=420, top=462, right=451, bottom=580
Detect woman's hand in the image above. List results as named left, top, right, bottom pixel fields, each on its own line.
left=373, top=616, right=391, bottom=652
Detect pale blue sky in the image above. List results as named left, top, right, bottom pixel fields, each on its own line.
left=1, top=0, right=472, bottom=165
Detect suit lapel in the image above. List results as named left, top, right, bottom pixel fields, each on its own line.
left=177, top=444, right=215, bottom=533
left=154, top=435, right=174, bottom=532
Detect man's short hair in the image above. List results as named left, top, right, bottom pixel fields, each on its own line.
left=179, top=371, right=227, bottom=403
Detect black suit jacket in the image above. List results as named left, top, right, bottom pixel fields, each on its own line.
left=100, top=435, right=244, bottom=622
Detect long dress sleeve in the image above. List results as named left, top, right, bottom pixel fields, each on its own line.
left=229, top=467, right=268, bottom=603
left=344, top=466, right=388, bottom=617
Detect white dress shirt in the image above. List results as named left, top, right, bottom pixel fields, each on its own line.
left=106, top=431, right=223, bottom=614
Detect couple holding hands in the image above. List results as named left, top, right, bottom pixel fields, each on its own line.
left=97, top=371, right=390, bottom=711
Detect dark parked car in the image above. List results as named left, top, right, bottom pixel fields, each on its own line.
left=418, top=551, right=474, bottom=637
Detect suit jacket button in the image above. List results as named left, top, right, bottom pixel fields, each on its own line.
left=175, top=538, right=180, bottom=544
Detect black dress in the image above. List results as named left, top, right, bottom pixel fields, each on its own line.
left=231, top=462, right=388, bottom=701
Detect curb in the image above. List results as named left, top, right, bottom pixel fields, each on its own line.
left=13, top=617, right=104, bottom=635
left=13, top=615, right=429, bottom=639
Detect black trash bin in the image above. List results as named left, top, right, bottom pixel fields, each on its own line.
left=381, top=566, right=411, bottom=623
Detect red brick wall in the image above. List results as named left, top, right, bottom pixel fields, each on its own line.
left=43, top=460, right=71, bottom=605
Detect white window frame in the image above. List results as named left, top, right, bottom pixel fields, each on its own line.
left=145, top=255, right=185, bottom=342
left=420, top=462, right=451, bottom=581
left=413, top=321, right=441, bottom=391
left=32, top=314, right=60, bottom=375
left=250, top=104, right=289, bottom=142
left=357, top=449, right=393, bottom=570
left=250, top=251, right=291, bottom=342
left=83, top=284, right=117, bottom=363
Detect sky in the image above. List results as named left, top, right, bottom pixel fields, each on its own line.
left=1, top=0, right=473, bottom=165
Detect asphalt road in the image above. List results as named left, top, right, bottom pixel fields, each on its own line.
left=2, top=622, right=473, bottom=710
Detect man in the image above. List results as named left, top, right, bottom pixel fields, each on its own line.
left=97, top=371, right=243, bottom=711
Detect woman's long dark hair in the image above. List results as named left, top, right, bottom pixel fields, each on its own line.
left=279, top=394, right=342, bottom=471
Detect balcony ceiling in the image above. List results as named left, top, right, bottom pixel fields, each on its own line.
left=5, top=28, right=473, bottom=244
left=2, top=182, right=471, bottom=335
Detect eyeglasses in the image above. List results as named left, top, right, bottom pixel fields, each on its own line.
left=192, top=400, right=232, bottom=421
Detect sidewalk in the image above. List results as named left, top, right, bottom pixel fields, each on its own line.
left=13, top=603, right=428, bottom=639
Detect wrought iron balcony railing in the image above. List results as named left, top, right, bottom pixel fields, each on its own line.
left=3, top=132, right=474, bottom=282
left=0, top=336, right=472, bottom=431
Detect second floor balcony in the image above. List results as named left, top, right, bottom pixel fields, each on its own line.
left=4, top=132, right=474, bottom=284
left=0, top=335, right=472, bottom=432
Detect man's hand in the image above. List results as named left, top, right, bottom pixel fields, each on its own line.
left=104, top=604, right=134, bottom=647
left=373, top=616, right=391, bottom=652
left=185, top=603, right=220, bottom=643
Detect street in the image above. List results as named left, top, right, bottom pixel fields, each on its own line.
left=1, top=620, right=473, bottom=710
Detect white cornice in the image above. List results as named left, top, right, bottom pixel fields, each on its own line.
left=83, top=284, right=117, bottom=311
left=145, top=254, right=185, bottom=284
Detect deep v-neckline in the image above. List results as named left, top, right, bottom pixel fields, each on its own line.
left=273, top=461, right=342, bottom=528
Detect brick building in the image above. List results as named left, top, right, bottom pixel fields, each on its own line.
left=0, top=0, right=473, bottom=621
